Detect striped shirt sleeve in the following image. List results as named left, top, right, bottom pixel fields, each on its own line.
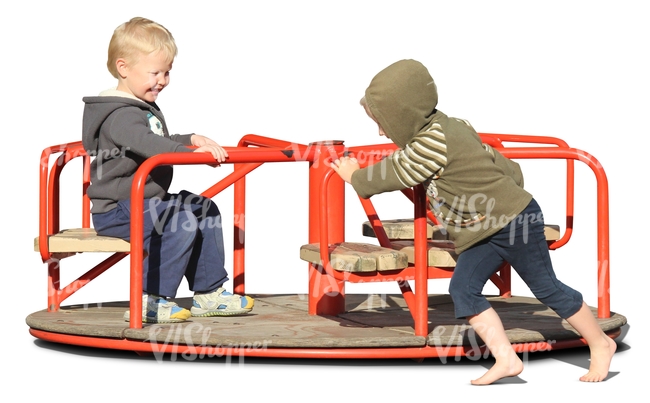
left=389, top=122, right=448, bottom=187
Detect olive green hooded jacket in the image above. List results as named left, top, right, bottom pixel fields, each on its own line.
left=350, top=59, right=533, bottom=253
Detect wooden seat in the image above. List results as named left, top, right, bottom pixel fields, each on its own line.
left=300, top=222, right=561, bottom=273
left=300, top=242, right=408, bottom=272
left=362, top=218, right=449, bottom=240
left=362, top=219, right=561, bottom=242
left=391, top=239, right=458, bottom=267
left=360, top=220, right=561, bottom=267
left=34, top=228, right=131, bottom=253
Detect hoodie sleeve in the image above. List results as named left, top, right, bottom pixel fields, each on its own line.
left=350, top=156, right=406, bottom=199
left=350, top=128, right=448, bottom=198
left=170, top=133, right=194, bottom=146
left=104, top=107, right=192, bottom=157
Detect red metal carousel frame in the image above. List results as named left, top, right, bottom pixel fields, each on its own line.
left=32, top=133, right=615, bottom=358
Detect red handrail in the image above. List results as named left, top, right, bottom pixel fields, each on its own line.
left=37, top=133, right=611, bottom=328
left=128, top=146, right=314, bottom=328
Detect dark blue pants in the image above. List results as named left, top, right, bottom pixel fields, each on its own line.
left=449, top=198, right=583, bottom=319
left=92, top=190, right=229, bottom=297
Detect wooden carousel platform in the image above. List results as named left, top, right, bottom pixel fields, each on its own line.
left=26, top=293, right=627, bottom=358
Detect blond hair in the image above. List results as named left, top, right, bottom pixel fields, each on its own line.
left=107, top=17, right=177, bottom=78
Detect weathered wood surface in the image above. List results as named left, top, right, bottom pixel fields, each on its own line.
left=27, top=294, right=627, bottom=349
left=34, top=221, right=559, bottom=257
left=362, top=220, right=561, bottom=242
left=356, top=220, right=561, bottom=268
left=34, top=228, right=131, bottom=253
left=300, top=242, right=409, bottom=272
left=390, top=240, right=458, bottom=267
left=362, top=219, right=449, bottom=240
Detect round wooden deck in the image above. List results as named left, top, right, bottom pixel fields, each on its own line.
left=26, top=294, right=627, bottom=359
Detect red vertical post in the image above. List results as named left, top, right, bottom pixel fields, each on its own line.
left=308, top=141, right=346, bottom=315
left=233, top=167, right=246, bottom=296
left=413, top=185, right=429, bottom=337
left=47, top=260, right=60, bottom=312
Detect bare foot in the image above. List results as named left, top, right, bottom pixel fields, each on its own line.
left=471, top=353, right=523, bottom=385
left=580, top=336, right=617, bottom=382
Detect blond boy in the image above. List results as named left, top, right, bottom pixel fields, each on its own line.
left=82, top=17, right=254, bottom=323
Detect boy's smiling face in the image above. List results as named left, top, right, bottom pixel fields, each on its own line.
left=116, top=50, right=173, bottom=103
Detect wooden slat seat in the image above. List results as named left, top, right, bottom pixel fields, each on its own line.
left=362, top=218, right=449, bottom=240
left=390, top=239, right=458, bottom=267
left=34, top=228, right=131, bottom=253
left=362, top=219, right=561, bottom=242
left=300, top=242, right=409, bottom=273
left=542, top=225, right=561, bottom=241
left=360, top=220, right=561, bottom=268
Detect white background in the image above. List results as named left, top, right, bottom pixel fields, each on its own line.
left=1, top=0, right=646, bottom=400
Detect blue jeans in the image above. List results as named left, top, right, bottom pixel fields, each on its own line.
left=92, top=190, right=229, bottom=297
left=448, top=198, right=583, bottom=319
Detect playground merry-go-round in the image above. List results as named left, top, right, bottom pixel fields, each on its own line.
left=27, top=133, right=627, bottom=360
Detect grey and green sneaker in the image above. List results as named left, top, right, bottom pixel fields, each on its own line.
left=191, top=287, right=254, bottom=317
left=123, top=293, right=191, bottom=323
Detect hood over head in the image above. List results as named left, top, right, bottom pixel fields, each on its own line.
left=364, top=59, right=438, bottom=148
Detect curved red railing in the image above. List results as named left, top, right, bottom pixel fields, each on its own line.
left=499, top=146, right=609, bottom=317
left=480, top=133, right=575, bottom=249
left=301, top=136, right=608, bottom=337
left=128, top=142, right=314, bottom=328
left=36, top=133, right=610, bottom=331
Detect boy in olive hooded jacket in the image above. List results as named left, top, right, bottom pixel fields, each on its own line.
left=333, top=59, right=615, bottom=385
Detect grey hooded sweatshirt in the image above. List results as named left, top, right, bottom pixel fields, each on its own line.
left=81, top=89, right=193, bottom=214
left=350, top=60, right=533, bottom=253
